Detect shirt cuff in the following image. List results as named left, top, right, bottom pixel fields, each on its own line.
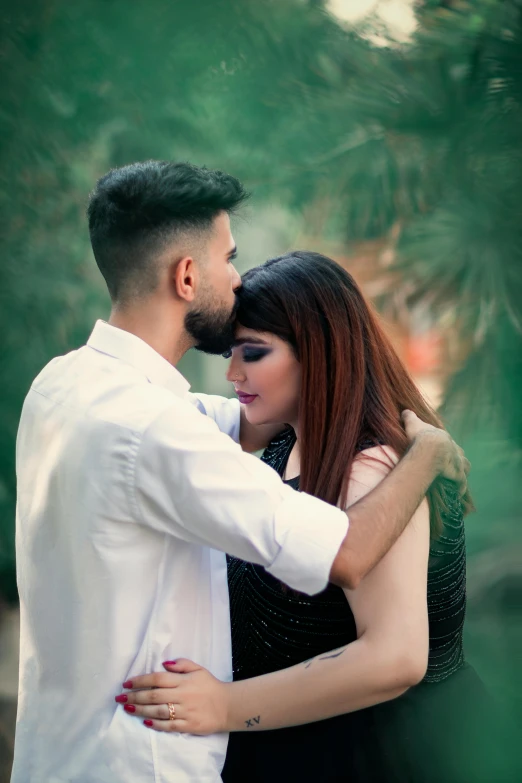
left=266, top=489, right=349, bottom=595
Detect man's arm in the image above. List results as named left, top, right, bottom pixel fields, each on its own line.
left=191, top=400, right=468, bottom=590
left=330, top=411, right=469, bottom=589
left=189, top=400, right=469, bottom=589
left=136, top=403, right=467, bottom=595
left=135, top=398, right=349, bottom=595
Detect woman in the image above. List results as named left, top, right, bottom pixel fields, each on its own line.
left=119, top=252, right=508, bottom=782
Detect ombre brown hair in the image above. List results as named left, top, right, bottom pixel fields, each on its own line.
left=236, top=251, right=473, bottom=537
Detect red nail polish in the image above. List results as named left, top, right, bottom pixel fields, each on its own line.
left=124, top=704, right=136, bottom=713
left=163, top=660, right=177, bottom=665
left=144, top=719, right=153, bottom=727
left=122, top=680, right=133, bottom=689
left=115, top=694, right=127, bottom=703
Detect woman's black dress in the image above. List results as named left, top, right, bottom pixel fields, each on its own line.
left=222, top=429, right=512, bottom=783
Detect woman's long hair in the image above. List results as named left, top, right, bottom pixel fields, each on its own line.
left=236, top=251, right=473, bottom=537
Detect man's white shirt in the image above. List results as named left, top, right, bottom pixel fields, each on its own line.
left=13, top=320, right=349, bottom=783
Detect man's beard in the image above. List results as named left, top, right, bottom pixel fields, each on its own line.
left=185, top=299, right=238, bottom=355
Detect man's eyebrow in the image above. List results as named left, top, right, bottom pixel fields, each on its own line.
left=227, top=246, right=238, bottom=259
left=232, top=337, right=270, bottom=347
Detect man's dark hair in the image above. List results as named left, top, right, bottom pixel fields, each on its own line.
left=87, top=160, right=248, bottom=302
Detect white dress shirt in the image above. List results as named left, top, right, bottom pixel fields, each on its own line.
left=13, top=320, right=349, bottom=783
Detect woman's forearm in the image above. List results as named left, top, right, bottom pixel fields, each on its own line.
left=225, top=636, right=420, bottom=732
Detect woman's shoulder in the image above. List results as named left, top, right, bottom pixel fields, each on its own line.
left=352, top=443, right=399, bottom=474
left=344, top=444, right=398, bottom=506
left=347, top=444, right=430, bottom=520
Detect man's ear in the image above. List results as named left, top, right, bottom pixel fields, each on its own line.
left=172, top=256, right=197, bottom=302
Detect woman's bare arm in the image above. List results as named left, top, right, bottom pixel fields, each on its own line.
left=219, top=450, right=430, bottom=732
left=122, top=448, right=430, bottom=734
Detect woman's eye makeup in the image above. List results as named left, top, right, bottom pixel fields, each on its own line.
left=222, top=343, right=272, bottom=362
left=241, top=346, right=271, bottom=363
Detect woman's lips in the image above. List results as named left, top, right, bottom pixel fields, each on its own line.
left=236, top=392, right=258, bottom=405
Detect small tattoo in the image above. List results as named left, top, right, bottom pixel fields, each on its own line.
left=319, top=649, right=346, bottom=661
left=245, top=715, right=261, bottom=728
left=302, top=647, right=347, bottom=669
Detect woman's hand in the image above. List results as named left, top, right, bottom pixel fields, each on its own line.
left=115, top=659, right=230, bottom=734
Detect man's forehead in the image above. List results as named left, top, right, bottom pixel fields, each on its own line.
left=211, top=211, right=234, bottom=244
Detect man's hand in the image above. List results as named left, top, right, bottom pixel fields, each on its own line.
left=401, top=410, right=470, bottom=493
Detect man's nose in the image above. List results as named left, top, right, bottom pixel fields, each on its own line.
left=230, top=264, right=241, bottom=291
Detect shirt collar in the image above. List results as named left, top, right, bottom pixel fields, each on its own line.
left=86, top=320, right=191, bottom=398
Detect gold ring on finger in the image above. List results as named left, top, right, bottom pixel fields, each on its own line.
left=168, top=702, right=176, bottom=721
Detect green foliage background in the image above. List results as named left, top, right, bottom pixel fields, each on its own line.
left=1, top=0, right=520, bottom=739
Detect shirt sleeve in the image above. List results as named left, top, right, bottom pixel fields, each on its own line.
left=188, top=392, right=240, bottom=443
left=133, top=399, right=349, bottom=595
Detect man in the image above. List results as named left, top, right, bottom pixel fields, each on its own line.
left=13, top=161, right=467, bottom=782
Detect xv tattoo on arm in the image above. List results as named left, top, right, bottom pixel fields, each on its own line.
left=245, top=715, right=261, bottom=728
left=303, top=646, right=347, bottom=669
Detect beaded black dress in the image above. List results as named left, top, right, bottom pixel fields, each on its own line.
left=222, top=429, right=505, bottom=783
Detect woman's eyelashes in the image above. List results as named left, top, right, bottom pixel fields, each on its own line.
left=223, top=344, right=272, bottom=363
left=241, top=346, right=271, bottom=363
